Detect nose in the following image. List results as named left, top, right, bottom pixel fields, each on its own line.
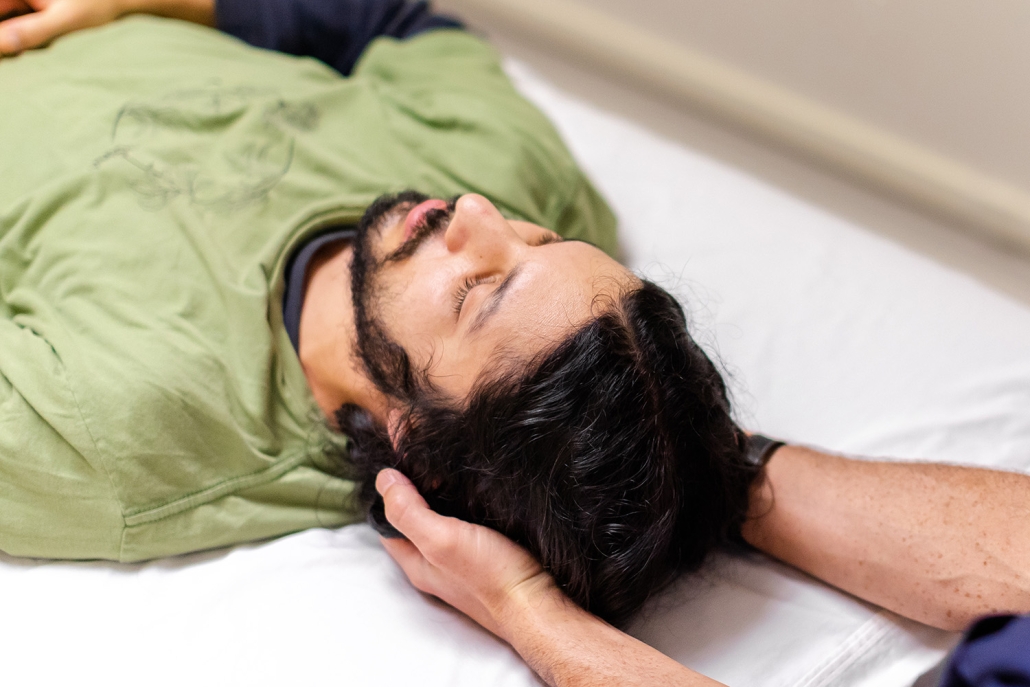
left=443, top=194, right=520, bottom=262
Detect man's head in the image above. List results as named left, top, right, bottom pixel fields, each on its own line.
left=346, top=190, right=634, bottom=405
left=333, top=191, right=756, bottom=627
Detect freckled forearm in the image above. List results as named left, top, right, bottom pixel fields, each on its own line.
left=743, top=445, right=1030, bottom=630
left=499, top=587, right=723, bottom=687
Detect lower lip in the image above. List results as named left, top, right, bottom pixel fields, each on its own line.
left=403, top=199, right=448, bottom=240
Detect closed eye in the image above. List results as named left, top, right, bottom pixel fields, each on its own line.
left=532, top=232, right=563, bottom=247
left=453, top=230, right=564, bottom=317
left=452, top=233, right=559, bottom=317
left=452, top=275, right=492, bottom=315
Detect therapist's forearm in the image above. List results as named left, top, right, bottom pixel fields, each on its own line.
left=743, top=445, right=1030, bottom=631
left=119, top=0, right=214, bottom=25
left=498, top=581, right=724, bottom=687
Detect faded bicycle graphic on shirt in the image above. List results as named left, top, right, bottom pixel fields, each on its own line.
left=95, top=84, right=321, bottom=213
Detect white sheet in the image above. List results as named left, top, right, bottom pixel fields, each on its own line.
left=4, top=59, right=1030, bottom=686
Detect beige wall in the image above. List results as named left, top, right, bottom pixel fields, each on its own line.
left=581, top=0, right=1030, bottom=190
left=440, top=0, right=1030, bottom=254
left=436, top=0, right=1030, bottom=305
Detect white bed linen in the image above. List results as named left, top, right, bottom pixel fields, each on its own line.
left=3, top=60, right=1029, bottom=687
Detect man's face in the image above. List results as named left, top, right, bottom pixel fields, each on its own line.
left=350, top=191, right=635, bottom=405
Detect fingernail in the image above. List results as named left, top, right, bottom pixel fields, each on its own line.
left=376, top=469, right=400, bottom=494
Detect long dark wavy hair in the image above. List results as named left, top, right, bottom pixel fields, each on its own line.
left=334, top=279, right=757, bottom=628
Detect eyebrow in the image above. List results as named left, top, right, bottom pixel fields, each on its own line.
left=467, top=263, right=526, bottom=337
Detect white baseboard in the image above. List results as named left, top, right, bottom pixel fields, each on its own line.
left=443, top=0, right=1030, bottom=256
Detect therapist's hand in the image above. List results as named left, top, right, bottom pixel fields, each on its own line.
left=375, top=468, right=556, bottom=642
left=0, top=0, right=121, bottom=54
left=0, top=1, right=31, bottom=20
left=0, top=0, right=213, bottom=56
left=376, top=468, right=726, bottom=686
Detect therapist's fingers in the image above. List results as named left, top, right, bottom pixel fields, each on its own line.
left=0, top=8, right=30, bottom=53
left=380, top=535, right=437, bottom=591
left=376, top=468, right=456, bottom=555
left=0, top=1, right=68, bottom=54
left=379, top=534, right=423, bottom=573
left=375, top=472, right=467, bottom=604
left=0, top=0, right=32, bottom=21
left=0, top=0, right=117, bottom=55
left=375, top=470, right=447, bottom=584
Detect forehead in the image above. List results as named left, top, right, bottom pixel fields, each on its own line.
left=423, top=241, right=634, bottom=399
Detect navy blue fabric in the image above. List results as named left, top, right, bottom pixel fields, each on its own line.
left=940, top=615, right=1030, bottom=687
left=216, top=0, right=464, bottom=75
left=219, top=1, right=463, bottom=348
left=282, top=227, right=357, bottom=352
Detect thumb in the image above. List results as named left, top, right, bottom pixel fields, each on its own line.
left=376, top=469, right=449, bottom=546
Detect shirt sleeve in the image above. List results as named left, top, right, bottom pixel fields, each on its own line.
left=215, top=0, right=464, bottom=76
left=938, top=614, right=1030, bottom=687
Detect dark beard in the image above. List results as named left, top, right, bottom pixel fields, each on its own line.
left=349, top=190, right=455, bottom=401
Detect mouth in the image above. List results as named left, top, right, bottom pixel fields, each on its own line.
left=402, top=199, right=449, bottom=241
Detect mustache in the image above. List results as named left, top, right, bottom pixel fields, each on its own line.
left=383, top=196, right=459, bottom=263
left=357, top=190, right=429, bottom=238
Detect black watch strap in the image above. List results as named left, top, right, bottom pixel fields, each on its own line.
left=729, top=434, right=786, bottom=549
left=745, top=434, right=786, bottom=469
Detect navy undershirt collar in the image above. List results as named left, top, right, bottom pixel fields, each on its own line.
left=283, top=226, right=357, bottom=353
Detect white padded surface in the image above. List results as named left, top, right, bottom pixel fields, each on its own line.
left=4, top=60, right=1030, bottom=686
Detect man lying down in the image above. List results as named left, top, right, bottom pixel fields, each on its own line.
left=1, top=1, right=1029, bottom=684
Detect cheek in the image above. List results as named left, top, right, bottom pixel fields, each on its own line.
left=378, top=267, right=455, bottom=345
left=376, top=283, right=480, bottom=393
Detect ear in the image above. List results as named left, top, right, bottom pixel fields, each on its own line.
left=386, top=408, right=404, bottom=451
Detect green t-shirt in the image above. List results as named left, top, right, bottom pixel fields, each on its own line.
left=0, top=17, right=616, bottom=561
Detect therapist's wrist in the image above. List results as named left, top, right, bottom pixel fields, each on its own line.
left=493, top=570, right=565, bottom=646
left=496, top=574, right=627, bottom=687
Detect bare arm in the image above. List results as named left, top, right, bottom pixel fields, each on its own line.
left=0, top=0, right=212, bottom=55
left=498, top=581, right=723, bottom=687
left=743, top=444, right=1030, bottom=631
left=376, top=469, right=723, bottom=687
